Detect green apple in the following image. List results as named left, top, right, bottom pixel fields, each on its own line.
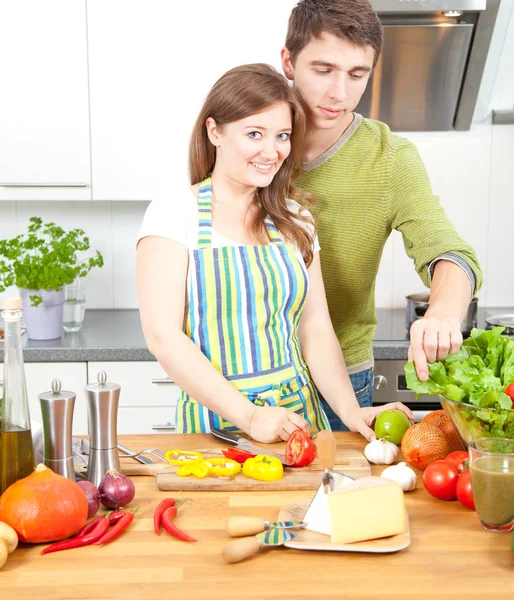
left=374, top=410, right=411, bottom=445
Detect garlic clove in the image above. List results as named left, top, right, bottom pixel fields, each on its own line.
left=380, top=461, right=417, bottom=492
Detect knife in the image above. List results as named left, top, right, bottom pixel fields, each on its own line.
left=211, top=428, right=293, bottom=466
left=222, top=529, right=297, bottom=563
left=226, top=516, right=305, bottom=537
left=117, top=443, right=155, bottom=465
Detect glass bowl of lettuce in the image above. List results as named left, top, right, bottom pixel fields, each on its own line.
left=405, top=327, right=514, bottom=446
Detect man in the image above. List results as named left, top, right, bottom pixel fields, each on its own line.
left=281, top=0, right=482, bottom=430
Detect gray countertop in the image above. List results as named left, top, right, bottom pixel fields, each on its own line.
left=0, top=307, right=511, bottom=363
left=0, top=310, right=152, bottom=362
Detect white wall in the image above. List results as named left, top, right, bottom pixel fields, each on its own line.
left=0, top=0, right=513, bottom=310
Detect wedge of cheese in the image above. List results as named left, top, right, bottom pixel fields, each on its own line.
left=327, top=476, right=407, bottom=544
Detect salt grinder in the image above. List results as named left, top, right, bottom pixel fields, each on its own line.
left=38, top=379, right=77, bottom=481
left=85, top=371, right=121, bottom=488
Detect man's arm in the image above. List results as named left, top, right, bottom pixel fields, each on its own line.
left=389, top=137, right=482, bottom=379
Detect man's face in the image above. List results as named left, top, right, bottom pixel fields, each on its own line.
left=282, top=32, right=374, bottom=131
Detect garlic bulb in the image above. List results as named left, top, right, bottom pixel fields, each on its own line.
left=364, top=439, right=399, bottom=465
left=381, top=462, right=417, bottom=492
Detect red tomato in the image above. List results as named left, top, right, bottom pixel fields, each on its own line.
left=444, top=450, right=469, bottom=474
left=285, top=430, right=316, bottom=467
left=504, top=382, right=514, bottom=407
left=423, top=460, right=459, bottom=501
left=221, top=448, right=257, bottom=463
left=456, top=469, right=475, bottom=510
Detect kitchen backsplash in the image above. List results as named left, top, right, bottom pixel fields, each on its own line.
left=0, top=117, right=513, bottom=310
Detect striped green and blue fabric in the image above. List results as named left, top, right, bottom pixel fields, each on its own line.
left=176, top=176, right=329, bottom=434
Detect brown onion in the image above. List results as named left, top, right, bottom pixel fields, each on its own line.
left=98, top=469, right=135, bottom=510
left=76, top=480, right=101, bottom=518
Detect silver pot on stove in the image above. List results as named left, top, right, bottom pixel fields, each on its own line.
left=485, top=314, right=514, bottom=338
left=405, top=293, right=478, bottom=336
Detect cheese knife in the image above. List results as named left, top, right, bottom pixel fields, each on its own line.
left=211, top=428, right=293, bottom=466
left=226, top=516, right=305, bottom=537
left=222, top=529, right=297, bottom=564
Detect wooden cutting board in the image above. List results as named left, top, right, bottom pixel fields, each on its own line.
left=120, top=447, right=371, bottom=491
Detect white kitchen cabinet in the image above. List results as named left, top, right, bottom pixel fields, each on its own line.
left=87, top=361, right=179, bottom=434
left=86, top=1, right=180, bottom=201
left=24, top=362, right=89, bottom=435
left=0, top=0, right=91, bottom=201
left=86, top=1, right=294, bottom=201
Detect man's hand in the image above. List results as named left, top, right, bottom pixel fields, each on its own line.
left=408, top=316, right=463, bottom=381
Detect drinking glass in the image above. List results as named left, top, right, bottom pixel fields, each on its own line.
left=63, top=278, right=86, bottom=333
left=469, top=437, right=514, bottom=532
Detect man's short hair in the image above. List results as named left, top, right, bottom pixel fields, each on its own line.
left=285, top=0, right=383, bottom=67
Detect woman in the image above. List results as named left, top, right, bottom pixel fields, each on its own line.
left=137, top=63, right=412, bottom=443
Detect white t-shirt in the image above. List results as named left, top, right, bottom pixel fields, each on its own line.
left=137, top=187, right=320, bottom=261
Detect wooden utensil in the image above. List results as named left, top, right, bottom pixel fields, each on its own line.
left=222, top=529, right=297, bottom=564
left=316, top=430, right=336, bottom=492
left=226, top=516, right=305, bottom=537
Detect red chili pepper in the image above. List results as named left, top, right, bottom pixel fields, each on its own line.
left=161, top=506, right=197, bottom=543
left=41, top=517, right=109, bottom=555
left=109, top=510, right=126, bottom=525
left=75, top=515, right=104, bottom=538
left=154, top=498, right=176, bottom=535
left=94, top=511, right=134, bottom=545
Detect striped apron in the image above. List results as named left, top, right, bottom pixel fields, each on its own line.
left=176, top=177, right=329, bottom=434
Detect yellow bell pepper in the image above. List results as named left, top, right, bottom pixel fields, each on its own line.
left=242, top=455, right=284, bottom=482
left=176, top=461, right=209, bottom=478
left=165, top=449, right=204, bottom=465
left=202, top=458, right=242, bottom=477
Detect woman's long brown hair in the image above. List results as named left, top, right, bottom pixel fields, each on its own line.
left=189, top=63, right=315, bottom=266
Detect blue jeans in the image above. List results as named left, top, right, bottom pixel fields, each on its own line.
left=319, top=368, right=373, bottom=432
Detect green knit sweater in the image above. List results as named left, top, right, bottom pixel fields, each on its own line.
left=296, top=116, right=483, bottom=371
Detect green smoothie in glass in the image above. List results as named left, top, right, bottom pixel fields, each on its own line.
left=469, top=438, right=514, bottom=532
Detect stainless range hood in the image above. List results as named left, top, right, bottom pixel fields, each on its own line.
left=356, top=0, right=501, bottom=131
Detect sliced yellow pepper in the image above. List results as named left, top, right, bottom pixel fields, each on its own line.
left=165, top=449, right=204, bottom=465
left=176, top=461, right=210, bottom=478
left=242, top=455, right=284, bottom=482
left=203, top=457, right=242, bottom=477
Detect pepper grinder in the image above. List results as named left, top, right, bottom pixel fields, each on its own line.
left=85, top=371, right=121, bottom=488
left=38, top=379, right=76, bottom=481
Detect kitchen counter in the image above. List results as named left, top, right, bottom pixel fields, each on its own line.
left=1, top=307, right=512, bottom=363
left=2, top=433, right=512, bottom=600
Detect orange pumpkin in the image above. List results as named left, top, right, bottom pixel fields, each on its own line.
left=0, top=464, right=88, bottom=543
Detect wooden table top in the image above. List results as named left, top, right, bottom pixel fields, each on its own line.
left=2, top=433, right=513, bottom=600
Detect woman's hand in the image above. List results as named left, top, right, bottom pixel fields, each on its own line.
left=248, top=406, right=312, bottom=443
left=342, top=402, right=415, bottom=442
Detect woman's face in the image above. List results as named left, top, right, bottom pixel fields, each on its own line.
left=208, top=102, right=293, bottom=189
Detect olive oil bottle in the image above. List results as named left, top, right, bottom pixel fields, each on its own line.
left=0, top=297, right=34, bottom=494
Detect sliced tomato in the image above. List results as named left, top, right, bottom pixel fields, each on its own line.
left=285, top=430, right=316, bottom=468
left=221, top=448, right=257, bottom=464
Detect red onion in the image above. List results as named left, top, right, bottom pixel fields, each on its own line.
left=76, top=480, right=101, bottom=518
left=98, top=469, right=135, bottom=510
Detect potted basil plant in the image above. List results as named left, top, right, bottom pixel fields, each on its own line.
left=0, top=217, right=104, bottom=340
